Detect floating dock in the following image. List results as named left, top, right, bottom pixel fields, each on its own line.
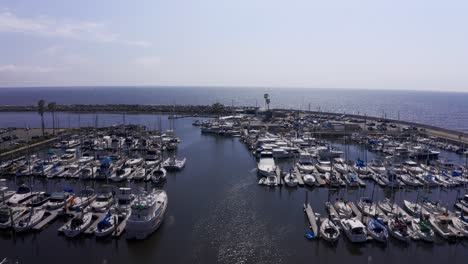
left=303, top=203, right=318, bottom=236
left=83, top=213, right=107, bottom=235
left=32, top=210, right=60, bottom=231
left=349, top=202, right=363, bottom=220
left=276, top=167, right=283, bottom=186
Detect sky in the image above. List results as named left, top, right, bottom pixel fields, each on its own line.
left=0, top=0, right=467, bottom=91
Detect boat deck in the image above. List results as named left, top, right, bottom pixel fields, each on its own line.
left=303, top=203, right=318, bottom=236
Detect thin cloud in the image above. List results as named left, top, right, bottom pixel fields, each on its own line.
left=0, top=64, right=59, bottom=73
left=0, top=11, right=151, bottom=47
left=133, top=56, right=161, bottom=67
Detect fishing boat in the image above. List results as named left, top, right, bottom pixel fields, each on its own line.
left=13, top=207, right=45, bottom=232
left=388, top=217, right=411, bottom=243
left=62, top=212, right=93, bottom=238
left=366, top=217, right=388, bottom=243
left=126, top=189, right=168, bottom=240
left=340, top=218, right=367, bottom=243
left=319, top=218, right=340, bottom=243
left=162, top=157, right=186, bottom=171
left=411, top=217, right=435, bottom=242
left=150, top=167, right=167, bottom=184
left=284, top=172, right=298, bottom=187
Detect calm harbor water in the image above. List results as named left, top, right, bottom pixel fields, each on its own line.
left=0, top=87, right=467, bottom=132
left=0, top=115, right=467, bottom=264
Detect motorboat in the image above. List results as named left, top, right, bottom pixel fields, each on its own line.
left=451, top=216, right=468, bottom=238
left=8, top=185, right=35, bottom=205
left=162, top=157, right=186, bottom=171
left=264, top=175, right=279, bottom=187
left=366, top=217, right=388, bottom=243
left=340, top=218, right=367, bottom=243
left=151, top=167, right=167, bottom=184
left=296, top=152, right=314, bottom=173
left=429, top=214, right=461, bottom=240
left=91, top=192, right=114, bottom=212
left=111, top=167, right=132, bottom=182
left=59, top=149, right=77, bottom=165
left=332, top=158, right=349, bottom=174
left=70, top=189, right=97, bottom=210
left=126, top=189, right=168, bottom=240
left=0, top=179, right=15, bottom=203
left=257, top=152, right=276, bottom=177
left=388, top=217, right=411, bottom=243
left=415, top=173, right=440, bottom=187
left=302, top=174, right=317, bottom=187
left=319, top=218, right=340, bottom=243
left=411, top=217, right=435, bottom=242
left=145, top=148, right=160, bottom=169
left=284, top=172, right=298, bottom=187
left=25, top=192, right=50, bottom=207
left=95, top=211, right=117, bottom=237
left=334, top=200, right=353, bottom=219
left=399, top=174, right=423, bottom=187
left=315, top=159, right=332, bottom=174
left=13, top=207, right=45, bottom=232
left=126, top=158, right=144, bottom=167
left=403, top=160, right=424, bottom=174
left=62, top=212, right=93, bottom=238
left=61, top=164, right=81, bottom=178
left=45, top=191, right=73, bottom=210
left=369, top=159, right=386, bottom=174
left=79, top=165, right=98, bottom=180
left=0, top=205, right=28, bottom=229
left=357, top=197, right=377, bottom=217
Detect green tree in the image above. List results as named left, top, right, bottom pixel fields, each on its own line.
left=211, top=103, right=225, bottom=117
left=47, top=102, right=57, bottom=135
left=38, top=99, right=46, bottom=136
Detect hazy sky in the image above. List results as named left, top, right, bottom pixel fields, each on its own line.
left=0, top=0, right=467, bottom=91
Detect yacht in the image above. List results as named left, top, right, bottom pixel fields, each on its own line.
left=340, top=218, right=367, bottom=243
left=126, top=190, right=168, bottom=240
left=59, top=149, right=77, bottom=164
left=162, top=157, right=186, bottom=171
left=296, top=152, right=314, bottom=173
left=271, top=148, right=291, bottom=159
left=257, top=152, right=276, bottom=177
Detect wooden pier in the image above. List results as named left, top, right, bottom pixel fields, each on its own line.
left=303, top=203, right=318, bottom=236
left=293, top=167, right=305, bottom=187
left=276, top=167, right=283, bottom=186
left=32, top=210, right=60, bottom=231
left=349, top=202, right=363, bottom=220
left=83, top=213, right=107, bottom=235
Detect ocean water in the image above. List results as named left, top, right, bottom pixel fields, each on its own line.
left=0, top=116, right=466, bottom=264
left=0, top=87, right=467, bottom=132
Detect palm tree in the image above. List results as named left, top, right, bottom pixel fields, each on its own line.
left=38, top=99, right=46, bottom=136
left=47, top=102, right=57, bottom=135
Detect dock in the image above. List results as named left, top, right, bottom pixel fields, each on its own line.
left=32, top=210, right=59, bottom=231
left=312, top=170, right=326, bottom=186
left=303, top=203, right=318, bottom=236
left=325, top=202, right=340, bottom=223
left=276, top=167, right=283, bottom=186
left=293, top=167, right=305, bottom=187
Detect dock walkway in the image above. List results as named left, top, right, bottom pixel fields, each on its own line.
left=303, top=203, right=318, bottom=236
